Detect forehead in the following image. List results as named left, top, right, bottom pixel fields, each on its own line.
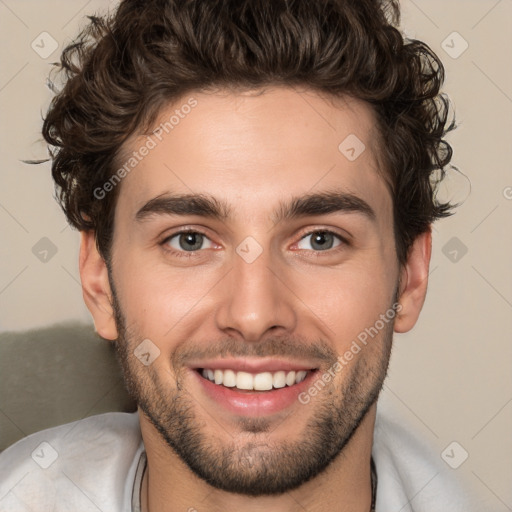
left=114, top=87, right=392, bottom=227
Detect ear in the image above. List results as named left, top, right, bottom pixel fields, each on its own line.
left=79, top=230, right=118, bottom=340
left=394, top=229, right=432, bottom=333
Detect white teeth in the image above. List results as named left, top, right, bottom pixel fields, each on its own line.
left=223, top=369, right=236, bottom=387
left=285, top=371, right=296, bottom=386
left=236, top=371, right=254, bottom=390
left=200, top=368, right=310, bottom=391
left=272, top=371, right=286, bottom=388
left=295, top=370, right=307, bottom=384
left=253, top=372, right=273, bottom=391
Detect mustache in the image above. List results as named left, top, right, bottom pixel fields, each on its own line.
left=172, top=335, right=338, bottom=370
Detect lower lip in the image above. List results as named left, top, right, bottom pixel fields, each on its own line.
left=191, top=369, right=319, bottom=416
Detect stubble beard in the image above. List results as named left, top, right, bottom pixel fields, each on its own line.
left=109, top=281, right=394, bottom=496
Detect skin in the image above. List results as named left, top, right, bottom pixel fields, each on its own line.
left=79, top=87, right=431, bottom=512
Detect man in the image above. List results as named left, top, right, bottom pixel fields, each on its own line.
left=0, top=0, right=482, bottom=510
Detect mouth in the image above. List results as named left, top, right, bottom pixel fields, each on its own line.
left=190, top=361, right=320, bottom=416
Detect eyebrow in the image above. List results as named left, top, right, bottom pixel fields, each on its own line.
left=136, top=194, right=230, bottom=221
left=135, top=190, right=376, bottom=224
left=274, top=190, right=375, bottom=224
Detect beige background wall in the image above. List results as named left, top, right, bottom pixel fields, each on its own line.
left=0, top=0, right=510, bottom=508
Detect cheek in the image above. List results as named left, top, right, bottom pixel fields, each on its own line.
left=289, top=259, right=396, bottom=349
left=112, top=253, right=218, bottom=339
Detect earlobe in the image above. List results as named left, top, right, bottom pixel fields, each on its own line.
left=394, top=229, right=432, bottom=334
left=79, top=231, right=118, bottom=340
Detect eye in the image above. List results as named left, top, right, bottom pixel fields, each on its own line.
left=296, top=230, right=344, bottom=251
left=164, top=231, right=215, bottom=252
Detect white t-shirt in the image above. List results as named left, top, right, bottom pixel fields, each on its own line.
left=0, top=398, right=487, bottom=511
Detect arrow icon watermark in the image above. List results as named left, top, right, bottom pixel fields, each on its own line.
left=338, top=134, right=366, bottom=162
left=134, top=339, right=161, bottom=366
left=236, top=236, right=263, bottom=263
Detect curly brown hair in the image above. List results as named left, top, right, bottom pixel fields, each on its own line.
left=42, top=0, right=455, bottom=265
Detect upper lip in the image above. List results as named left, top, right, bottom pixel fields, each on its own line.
left=189, top=357, right=318, bottom=373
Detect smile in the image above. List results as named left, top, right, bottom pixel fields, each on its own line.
left=191, top=362, right=320, bottom=416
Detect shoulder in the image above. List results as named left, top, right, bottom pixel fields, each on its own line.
left=0, top=412, right=143, bottom=512
left=372, top=395, right=488, bottom=512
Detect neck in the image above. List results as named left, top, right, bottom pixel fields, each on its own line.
left=139, top=405, right=376, bottom=512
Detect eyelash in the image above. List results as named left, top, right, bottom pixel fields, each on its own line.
left=160, top=228, right=349, bottom=259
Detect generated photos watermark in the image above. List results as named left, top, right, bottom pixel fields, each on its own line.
left=298, top=302, right=402, bottom=405
left=93, top=97, right=198, bottom=200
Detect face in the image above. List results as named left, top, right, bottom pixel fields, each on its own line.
left=89, top=87, right=409, bottom=495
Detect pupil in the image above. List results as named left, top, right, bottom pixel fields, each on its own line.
left=312, top=232, right=332, bottom=250
left=180, top=233, right=202, bottom=251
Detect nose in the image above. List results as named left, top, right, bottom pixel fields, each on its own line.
left=214, top=246, right=297, bottom=342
